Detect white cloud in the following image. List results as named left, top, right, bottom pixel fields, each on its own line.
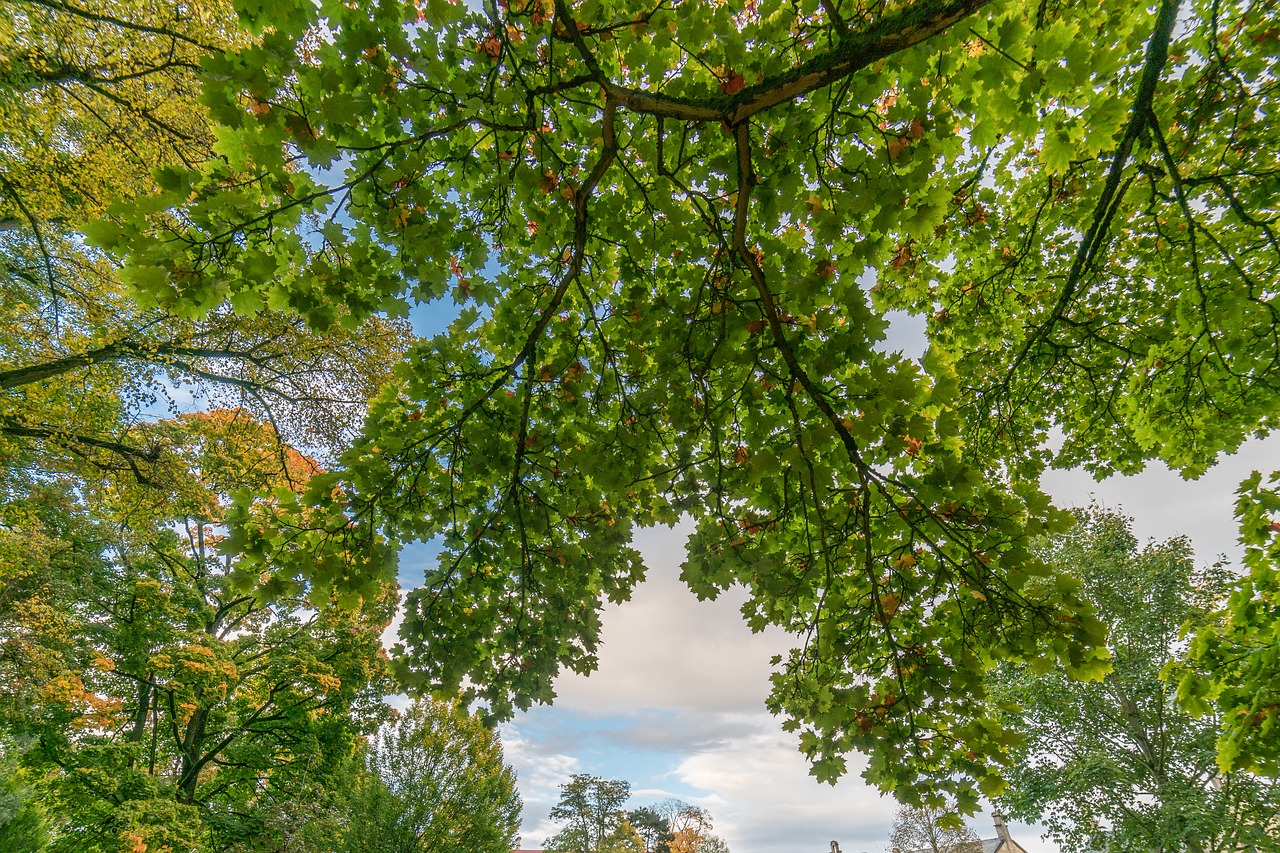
left=500, top=722, right=583, bottom=847
left=463, top=419, right=1280, bottom=853
left=547, top=520, right=792, bottom=716
left=1041, top=433, right=1280, bottom=565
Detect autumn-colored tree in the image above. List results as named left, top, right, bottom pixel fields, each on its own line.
left=5, top=411, right=396, bottom=851
left=658, top=801, right=729, bottom=853
left=1, top=0, right=413, bottom=493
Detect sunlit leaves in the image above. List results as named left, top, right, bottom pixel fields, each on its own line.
left=94, top=0, right=1280, bottom=807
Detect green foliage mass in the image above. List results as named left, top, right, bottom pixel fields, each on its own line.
left=546, top=774, right=636, bottom=853
left=545, top=777, right=726, bottom=853
left=993, top=509, right=1280, bottom=853
left=1, top=412, right=397, bottom=851
left=84, top=0, right=1280, bottom=806
left=0, top=0, right=414, bottom=492
left=344, top=698, right=523, bottom=853
left=1178, top=472, right=1280, bottom=778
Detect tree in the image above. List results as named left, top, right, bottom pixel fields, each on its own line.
left=549, top=789, right=728, bottom=853
left=545, top=774, right=635, bottom=853
left=695, top=837, right=731, bottom=853
left=1180, top=471, right=1280, bottom=777
left=96, top=0, right=1280, bottom=803
left=1, top=0, right=414, bottom=491
left=887, top=804, right=981, bottom=853
left=4, top=410, right=396, bottom=851
left=0, top=736, right=49, bottom=853
left=656, top=800, right=727, bottom=853
left=627, top=806, right=673, bottom=853
left=992, top=510, right=1280, bottom=853
left=343, top=698, right=523, bottom=853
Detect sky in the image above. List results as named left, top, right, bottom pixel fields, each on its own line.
left=395, top=306, right=1280, bottom=853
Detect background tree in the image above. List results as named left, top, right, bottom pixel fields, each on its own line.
left=3, top=4, right=414, bottom=844
left=0, top=0, right=413, bottom=491
left=4, top=410, right=396, bottom=851
left=1180, top=471, right=1280, bottom=776
left=992, top=510, right=1280, bottom=853
left=627, top=805, right=673, bottom=853
left=0, top=736, right=48, bottom=853
left=656, top=800, right=730, bottom=853
left=545, top=775, right=636, bottom=853
left=547, top=786, right=729, bottom=853
left=887, top=804, right=981, bottom=853
left=343, top=698, right=522, bottom=853
left=93, top=0, right=1280, bottom=802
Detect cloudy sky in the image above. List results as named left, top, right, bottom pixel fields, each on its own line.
left=398, top=307, right=1278, bottom=853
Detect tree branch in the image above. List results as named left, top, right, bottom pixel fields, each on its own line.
left=1011, top=0, right=1180, bottom=367
left=19, top=0, right=221, bottom=52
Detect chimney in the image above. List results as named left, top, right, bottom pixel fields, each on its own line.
left=992, top=814, right=1012, bottom=843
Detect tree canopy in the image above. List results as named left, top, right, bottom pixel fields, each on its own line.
left=546, top=774, right=637, bottom=853
left=995, top=510, right=1280, bottom=853
left=345, top=698, right=523, bottom=853
left=545, top=778, right=728, bottom=853
left=1, top=410, right=397, bottom=850
left=1, top=0, right=414, bottom=493
left=80, top=0, right=1280, bottom=808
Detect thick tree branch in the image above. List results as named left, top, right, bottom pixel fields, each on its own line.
left=595, top=0, right=993, bottom=124
left=0, top=415, right=157, bottom=462
left=1013, top=0, right=1180, bottom=367
left=18, top=0, right=221, bottom=52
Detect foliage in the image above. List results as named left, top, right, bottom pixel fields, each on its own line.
left=343, top=698, right=522, bottom=853
left=547, top=784, right=728, bottom=853
left=887, top=804, right=981, bottom=853
left=1179, top=471, right=1280, bottom=776
left=3, top=4, right=414, bottom=844
left=658, top=800, right=727, bottom=853
left=545, top=774, right=636, bottom=853
left=4, top=411, right=395, bottom=851
left=0, top=0, right=413, bottom=497
left=696, top=837, right=731, bottom=853
left=0, top=737, right=49, bottom=853
left=90, top=0, right=1280, bottom=802
left=627, top=806, right=673, bottom=853
left=993, top=510, right=1280, bottom=853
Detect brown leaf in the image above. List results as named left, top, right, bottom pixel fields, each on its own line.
left=719, top=70, right=746, bottom=94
